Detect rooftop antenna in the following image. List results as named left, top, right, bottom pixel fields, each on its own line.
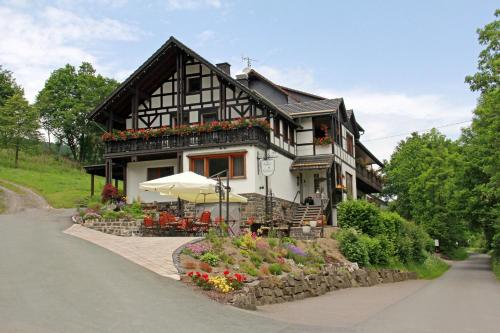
left=242, top=56, right=257, bottom=69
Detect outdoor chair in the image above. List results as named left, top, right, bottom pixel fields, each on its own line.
left=194, top=211, right=211, bottom=235
left=176, top=218, right=195, bottom=236
left=158, top=212, right=176, bottom=236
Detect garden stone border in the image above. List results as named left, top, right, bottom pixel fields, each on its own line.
left=229, top=264, right=418, bottom=310
left=172, top=238, right=206, bottom=275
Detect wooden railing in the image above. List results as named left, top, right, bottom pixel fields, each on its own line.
left=356, top=163, right=383, bottom=191
left=104, top=126, right=269, bottom=156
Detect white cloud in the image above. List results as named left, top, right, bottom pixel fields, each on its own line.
left=196, top=29, right=215, bottom=45
left=0, top=5, right=141, bottom=102
left=316, top=88, right=473, bottom=161
left=251, top=65, right=474, bottom=161
left=166, top=0, right=221, bottom=10
left=257, top=65, right=315, bottom=90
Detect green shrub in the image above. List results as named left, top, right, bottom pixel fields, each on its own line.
left=241, top=262, right=259, bottom=276
left=338, top=200, right=383, bottom=236
left=250, top=252, right=263, bottom=268
left=336, top=228, right=369, bottom=266
left=447, top=247, right=469, bottom=260
left=378, top=211, right=405, bottom=242
left=396, top=220, right=431, bottom=263
left=200, top=252, right=220, bottom=267
left=362, top=235, right=393, bottom=266
left=267, top=238, right=278, bottom=248
left=122, top=201, right=144, bottom=219
left=492, top=232, right=500, bottom=260
left=268, top=263, right=282, bottom=275
left=280, top=236, right=297, bottom=246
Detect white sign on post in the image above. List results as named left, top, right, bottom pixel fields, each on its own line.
left=260, top=159, right=275, bottom=177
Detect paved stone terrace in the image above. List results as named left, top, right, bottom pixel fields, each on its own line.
left=64, top=224, right=199, bottom=280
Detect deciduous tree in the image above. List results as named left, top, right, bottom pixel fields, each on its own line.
left=35, top=62, right=119, bottom=162
left=0, top=92, right=40, bottom=168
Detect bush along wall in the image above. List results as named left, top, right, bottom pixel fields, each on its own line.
left=336, top=200, right=436, bottom=268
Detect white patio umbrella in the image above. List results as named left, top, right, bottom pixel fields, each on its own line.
left=139, top=171, right=216, bottom=194
left=139, top=171, right=247, bottom=203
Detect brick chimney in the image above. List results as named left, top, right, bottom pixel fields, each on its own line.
left=216, top=62, right=231, bottom=76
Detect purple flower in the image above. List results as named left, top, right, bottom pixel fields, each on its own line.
left=286, top=244, right=306, bottom=257
left=185, top=243, right=210, bottom=256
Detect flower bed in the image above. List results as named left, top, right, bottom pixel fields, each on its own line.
left=178, top=230, right=348, bottom=304
left=101, top=118, right=271, bottom=142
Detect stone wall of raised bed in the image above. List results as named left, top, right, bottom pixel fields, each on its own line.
left=82, top=219, right=141, bottom=236
left=240, top=193, right=298, bottom=224
left=230, top=264, right=418, bottom=310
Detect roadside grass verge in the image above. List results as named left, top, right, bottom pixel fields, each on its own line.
left=373, top=255, right=450, bottom=280
left=446, top=247, right=469, bottom=261
left=492, top=258, right=500, bottom=281
left=0, top=179, right=24, bottom=194
left=404, top=255, right=450, bottom=279
left=0, top=188, right=5, bottom=214
left=0, top=148, right=106, bottom=208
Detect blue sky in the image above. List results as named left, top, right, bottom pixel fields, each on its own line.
left=0, top=0, right=497, bottom=159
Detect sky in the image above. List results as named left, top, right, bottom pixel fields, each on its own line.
left=0, top=0, right=497, bottom=160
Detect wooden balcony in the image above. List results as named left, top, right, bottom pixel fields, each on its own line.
left=104, top=126, right=269, bottom=158
left=356, top=163, right=383, bottom=193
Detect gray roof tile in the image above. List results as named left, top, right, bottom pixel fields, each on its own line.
left=278, top=98, right=342, bottom=116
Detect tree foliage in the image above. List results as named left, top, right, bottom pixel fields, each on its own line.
left=465, top=9, right=499, bottom=93
left=0, top=65, right=22, bottom=107
left=0, top=92, right=40, bottom=167
left=384, top=10, right=499, bottom=253
left=35, top=62, right=119, bottom=162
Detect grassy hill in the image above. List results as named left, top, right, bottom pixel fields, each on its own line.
left=0, top=148, right=105, bottom=208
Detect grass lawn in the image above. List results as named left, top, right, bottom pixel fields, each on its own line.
left=0, top=148, right=106, bottom=208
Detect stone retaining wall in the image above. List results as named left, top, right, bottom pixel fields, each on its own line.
left=82, top=219, right=141, bottom=237
left=240, top=193, right=298, bottom=223
left=230, top=264, right=418, bottom=310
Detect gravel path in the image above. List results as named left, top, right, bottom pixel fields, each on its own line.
left=0, top=179, right=50, bottom=213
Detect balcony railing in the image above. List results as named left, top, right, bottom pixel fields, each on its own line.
left=104, top=126, right=269, bottom=157
left=356, top=163, right=383, bottom=192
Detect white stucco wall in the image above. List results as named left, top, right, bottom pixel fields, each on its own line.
left=260, top=150, right=298, bottom=202
left=126, top=159, right=178, bottom=203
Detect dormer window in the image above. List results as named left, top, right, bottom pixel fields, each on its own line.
left=186, top=76, right=201, bottom=93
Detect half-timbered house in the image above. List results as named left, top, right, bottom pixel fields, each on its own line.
left=86, top=37, right=383, bottom=225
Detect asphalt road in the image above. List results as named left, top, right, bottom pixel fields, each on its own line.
left=1, top=202, right=499, bottom=332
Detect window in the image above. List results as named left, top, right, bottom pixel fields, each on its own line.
left=208, top=157, right=228, bottom=177
left=346, top=172, right=353, bottom=199
left=314, top=174, right=320, bottom=193
left=273, top=117, right=280, bottom=137
left=172, top=113, right=190, bottom=126
left=193, top=159, right=204, bottom=175
left=346, top=133, right=354, bottom=155
left=283, top=121, right=289, bottom=142
left=201, top=112, right=217, bottom=124
left=333, top=117, right=341, bottom=143
left=313, top=116, right=332, bottom=139
left=335, top=163, right=342, bottom=186
left=232, top=155, right=244, bottom=177
left=147, top=166, right=174, bottom=181
left=289, top=127, right=295, bottom=145
left=186, top=77, right=201, bottom=93
left=190, top=153, right=246, bottom=179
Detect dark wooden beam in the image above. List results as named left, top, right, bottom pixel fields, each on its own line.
left=131, top=89, right=138, bottom=130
